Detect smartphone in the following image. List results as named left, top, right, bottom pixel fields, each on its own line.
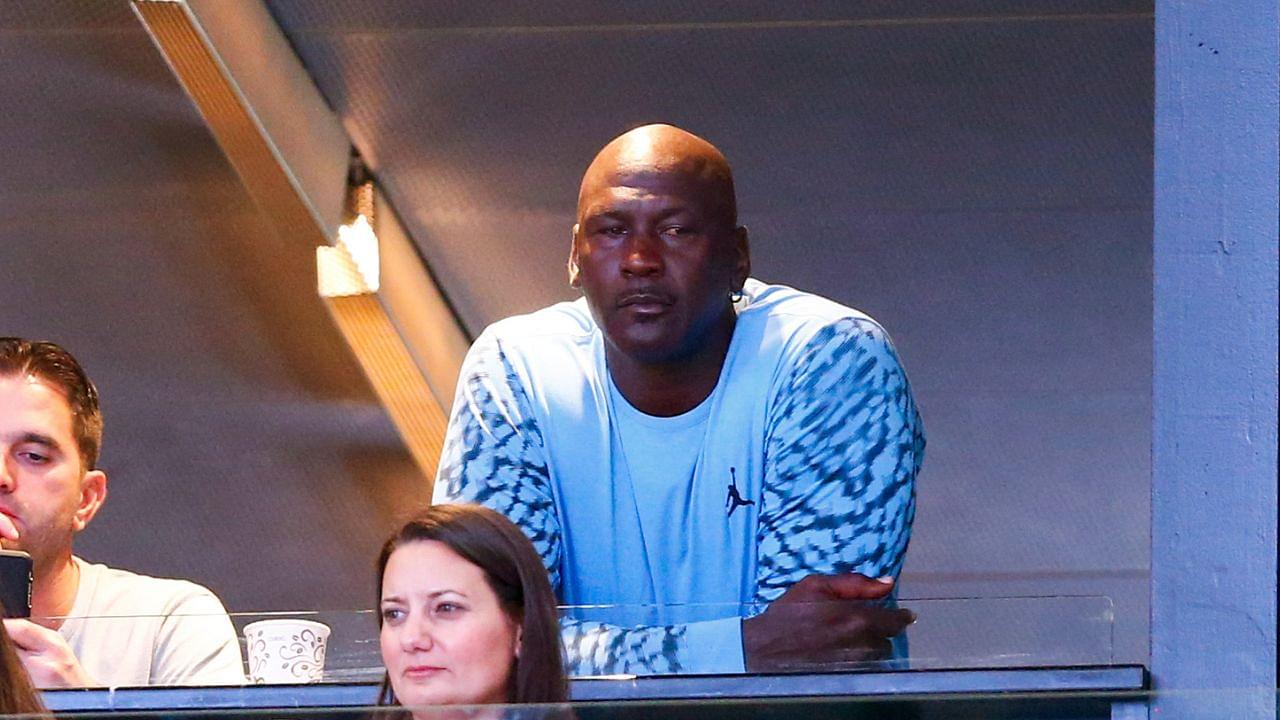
left=0, top=550, right=32, bottom=618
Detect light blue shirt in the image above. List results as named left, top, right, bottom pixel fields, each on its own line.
left=435, top=279, right=924, bottom=674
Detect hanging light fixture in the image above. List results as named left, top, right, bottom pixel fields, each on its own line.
left=319, top=169, right=381, bottom=297
left=316, top=166, right=451, bottom=484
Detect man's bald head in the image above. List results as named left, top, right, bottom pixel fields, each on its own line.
left=577, top=124, right=738, bottom=229
left=568, top=123, right=751, bottom=381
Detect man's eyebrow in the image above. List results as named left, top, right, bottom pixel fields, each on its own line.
left=583, top=209, right=628, bottom=222
left=654, top=207, right=693, bottom=221
left=584, top=205, right=693, bottom=222
left=16, top=432, right=59, bottom=449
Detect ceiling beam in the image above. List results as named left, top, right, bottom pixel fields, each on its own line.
left=131, top=0, right=468, bottom=488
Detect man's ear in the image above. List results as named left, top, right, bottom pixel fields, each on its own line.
left=733, top=225, right=751, bottom=290
left=72, top=470, right=107, bottom=533
left=567, top=224, right=582, bottom=288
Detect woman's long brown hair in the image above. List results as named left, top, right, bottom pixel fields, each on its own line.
left=0, top=622, right=46, bottom=716
left=375, top=504, right=568, bottom=706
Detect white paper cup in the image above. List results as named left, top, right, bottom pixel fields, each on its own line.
left=244, top=619, right=331, bottom=684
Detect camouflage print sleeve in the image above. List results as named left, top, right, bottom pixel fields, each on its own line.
left=434, top=336, right=741, bottom=676
left=558, top=614, right=745, bottom=675
left=558, top=619, right=686, bottom=676
left=755, top=317, right=924, bottom=605
left=433, top=337, right=563, bottom=588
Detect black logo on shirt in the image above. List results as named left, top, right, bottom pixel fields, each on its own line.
left=725, top=467, right=755, bottom=517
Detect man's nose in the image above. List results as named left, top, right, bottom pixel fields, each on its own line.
left=0, top=455, right=14, bottom=493
left=621, top=230, right=663, bottom=276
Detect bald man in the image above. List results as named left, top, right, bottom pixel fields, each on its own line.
left=434, top=125, right=925, bottom=674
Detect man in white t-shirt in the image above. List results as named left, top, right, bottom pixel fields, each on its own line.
left=0, top=337, right=244, bottom=688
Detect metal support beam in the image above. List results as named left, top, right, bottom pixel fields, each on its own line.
left=131, top=0, right=469, bottom=487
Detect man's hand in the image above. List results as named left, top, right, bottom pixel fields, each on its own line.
left=742, top=573, right=915, bottom=672
left=4, top=618, right=95, bottom=688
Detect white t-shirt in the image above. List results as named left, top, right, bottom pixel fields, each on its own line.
left=58, top=557, right=245, bottom=687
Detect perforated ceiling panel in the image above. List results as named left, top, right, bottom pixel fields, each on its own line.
left=267, top=0, right=1152, bottom=334
left=0, top=0, right=135, bottom=30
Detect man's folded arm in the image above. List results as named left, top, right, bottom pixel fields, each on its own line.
left=559, top=616, right=744, bottom=676
left=734, top=318, right=923, bottom=670
left=435, top=319, right=924, bottom=675
left=755, top=317, right=924, bottom=603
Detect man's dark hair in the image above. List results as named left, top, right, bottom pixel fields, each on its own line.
left=0, top=338, right=103, bottom=471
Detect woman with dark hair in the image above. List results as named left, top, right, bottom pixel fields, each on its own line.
left=0, top=621, right=46, bottom=715
left=376, top=504, right=568, bottom=713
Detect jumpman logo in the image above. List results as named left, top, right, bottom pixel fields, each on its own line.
left=725, top=467, right=755, bottom=517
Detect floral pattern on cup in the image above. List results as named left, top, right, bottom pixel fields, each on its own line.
left=244, top=619, right=331, bottom=684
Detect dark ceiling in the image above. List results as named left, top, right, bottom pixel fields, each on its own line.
left=265, top=0, right=1151, bottom=333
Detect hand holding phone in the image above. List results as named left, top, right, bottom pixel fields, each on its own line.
left=0, top=550, right=33, bottom=618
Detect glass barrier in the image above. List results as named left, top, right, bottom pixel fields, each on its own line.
left=16, top=594, right=1114, bottom=689
left=558, top=594, right=1114, bottom=674
left=895, top=594, right=1116, bottom=669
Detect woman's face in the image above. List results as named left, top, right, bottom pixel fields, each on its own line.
left=380, top=540, right=521, bottom=707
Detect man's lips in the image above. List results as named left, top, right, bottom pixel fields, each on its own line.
left=617, top=291, right=674, bottom=309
